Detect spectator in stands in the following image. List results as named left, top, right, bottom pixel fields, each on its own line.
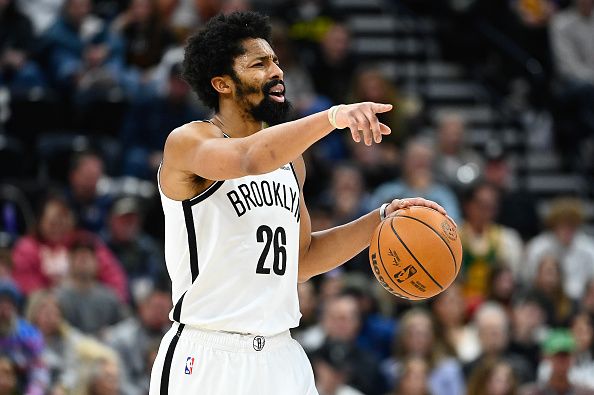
left=530, top=254, right=577, bottom=327
left=101, top=196, right=166, bottom=301
left=41, top=0, right=125, bottom=95
left=582, top=279, right=594, bottom=321
left=459, top=182, right=524, bottom=303
left=369, top=137, right=462, bottom=223
left=487, top=265, right=517, bottom=312
left=514, top=0, right=556, bottom=28
left=119, top=62, right=206, bottom=180
left=269, top=0, right=339, bottom=30
left=305, top=22, right=357, bottom=104
left=0, top=0, right=47, bottom=94
left=550, top=0, right=594, bottom=160
left=91, top=0, right=129, bottom=21
left=65, top=151, right=113, bottom=234
left=0, top=354, right=20, bottom=395
left=511, top=0, right=556, bottom=99
left=293, top=281, right=319, bottom=345
left=103, top=288, right=172, bottom=395
left=430, top=282, right=479, bottom=363
left=348, top=67, right=410, bottom=147
left=56, top=235, right=124, bottom=335
left=317, top=270, right=347, bottom=305
left=521, top=330, right=594, bottom=395
left=433, top=112, right=484, bottom=193
left=300, top=294, right=386, bottom=395
left=317, top=163, right=369, bottom=244
left=17, top=0, right=65, bottom=35
left=11, top=194, right=128, bottom=301
left=299, top=287, right=354, bottom=352
left=482, top=146, right=540, bottom=241
left=464, top=302, right=534, bottom=384
left=0, top=248, right=13, bottom=281
left=310, top=340, right=366, bottom=395
left=0, top=280, right=49, bottom=395
left=382, top=308, right=464, bottom=395
left=568, top=312, right=594, bottom=389
left=345, top=67, right=406, bottom=189
left=508, top=293, right=547, bottom=379
left=467, top=358, right=519, bottom=395
left=270, top=20, right=330, bottom=118
left=390, top=356, right=432, bottom=395
left=25, top=289, right=118, bottom=393
left=0, top=184, right=36, bottom=244
left=341, top=276, right=397, bottom=361
left=110, top=0, right=176, bottom=74
left=83, top=358, right=121, bottom=395
left=524, top=197, right=594, bottom=300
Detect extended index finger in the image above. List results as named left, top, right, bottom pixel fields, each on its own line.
left=371, top=103, right=393, bottom=114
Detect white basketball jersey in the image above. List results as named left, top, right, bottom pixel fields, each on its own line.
left=157, top=152, right=302, bottom=336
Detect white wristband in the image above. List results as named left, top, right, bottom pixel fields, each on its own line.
left=327, top=105, right=343, bottom=129
left=379, top=203, right=389, bottom=221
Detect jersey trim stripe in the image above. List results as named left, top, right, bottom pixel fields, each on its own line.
left=182, top=201, right=199, bottom=282
left=289, top=162, right=301, bottom=222
left=188, top=180, right=225, bottom=206
left=172, top=291, right=186, bottom=322
left=289, top=162, right=299, bottom=189
left=160, top=324, right=185, bottom=395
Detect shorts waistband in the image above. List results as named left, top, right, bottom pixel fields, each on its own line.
left=173, top=322, right=292, bottom=353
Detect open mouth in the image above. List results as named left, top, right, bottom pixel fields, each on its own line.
left=267, top=83, right=285, bottom=102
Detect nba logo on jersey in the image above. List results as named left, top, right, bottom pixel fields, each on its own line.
left=185, top=357, right=194, bottom=374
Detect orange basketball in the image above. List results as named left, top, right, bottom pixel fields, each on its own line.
left=369, top=206, right=462, bottom=301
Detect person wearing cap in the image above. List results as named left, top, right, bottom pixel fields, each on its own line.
left=0, top=280, right=49, bottom=395
left=521, top=329, right=594, bottom=395
left=102, top=196, right=167, bottom=302
left=524, top=197, right=594, bottom=300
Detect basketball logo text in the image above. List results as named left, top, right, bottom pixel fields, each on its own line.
left=185, top=357, right=194, bottom=375
left=370, top=253, right=410, bottom=300
left=394, top=264, right=417, bottom=283
left=388, top=248, right=401, bottom=266
left=440, top=220, right=457, bottom=241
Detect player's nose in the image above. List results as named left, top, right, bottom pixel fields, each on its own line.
left=270, top=62, right=283, bottom=80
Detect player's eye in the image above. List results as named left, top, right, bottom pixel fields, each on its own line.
left=252, top=62, right=264, bottom=67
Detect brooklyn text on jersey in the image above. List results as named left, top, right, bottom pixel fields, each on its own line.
left=226, top=180, right=300, bottom=221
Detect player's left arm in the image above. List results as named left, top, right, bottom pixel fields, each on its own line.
left=293, top=156, right=449, bottom=283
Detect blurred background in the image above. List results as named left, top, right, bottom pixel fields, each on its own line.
left=1, top=0, right=594, bottom=394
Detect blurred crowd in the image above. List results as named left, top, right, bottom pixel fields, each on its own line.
left=1, top=0, right=594, bottom=394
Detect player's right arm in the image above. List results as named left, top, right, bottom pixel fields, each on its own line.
left=163, top=102, right=393, bottom=182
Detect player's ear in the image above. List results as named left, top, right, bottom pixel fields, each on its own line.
left=211, top=76, right=233, bottom=94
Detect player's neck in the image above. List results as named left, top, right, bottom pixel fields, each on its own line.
left=214, top=104, right=263, bottom=138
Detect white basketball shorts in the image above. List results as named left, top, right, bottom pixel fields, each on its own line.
left=149, top=322, right=319, bottom=395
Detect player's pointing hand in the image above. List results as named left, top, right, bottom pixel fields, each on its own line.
left=328, top=102, right=393, bottom=146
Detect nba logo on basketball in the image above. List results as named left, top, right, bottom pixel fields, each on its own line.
left=185, top=357, right=194, bottom=375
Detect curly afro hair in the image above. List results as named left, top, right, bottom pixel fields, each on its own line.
left=182, top=11, right=272, bottom=111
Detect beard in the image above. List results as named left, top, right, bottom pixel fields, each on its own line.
left=234, top=77, right=292, bottom=126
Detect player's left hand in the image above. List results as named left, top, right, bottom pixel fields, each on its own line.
left=385, top=197, right=457, bottom=227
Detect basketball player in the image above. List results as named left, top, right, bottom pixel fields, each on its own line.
left=150, top=11, right=451, bottom=395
